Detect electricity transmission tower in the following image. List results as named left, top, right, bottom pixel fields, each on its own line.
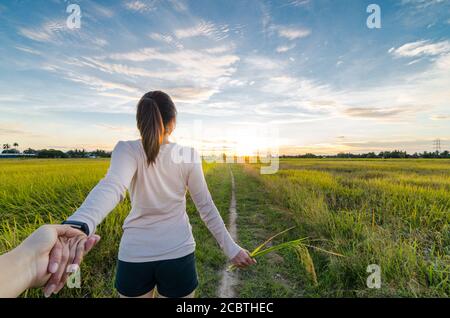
left=433, top=139, right=441, bottom=152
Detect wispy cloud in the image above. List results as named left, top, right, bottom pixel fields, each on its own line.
left=0, top=124, right=44, bottom=138
left=244, top=56, right=284, bottom=70
left=174, top=21, right=229, bottom=41
left=17, top=19, right=108, bottom=48
left=287, top=0, right=310, bottom=7
left=401, top=0, right=446, bottom=9
left=149, top=33, right=184, bottom=49
left=14, top=46, right=42, bottom=55
left=51, top=66, right=141, bottom=95
left=430, top=114, right=450, bottom=120
left=94, top=124, right=138, bottom=133
left=343, top=107, right=416, bottom=119
left=275, top=25, right=311, bottom=40
left=107, top=47, right=239, bottom=81
left=276, top=43, right=296, bottom=53
left=389, top=40, right=450, bottom=57
left=168, top=0, right=188, bottom=12
left=124, top=0, right=156, bottom=12
left=18, top=20, right=66, bottom=42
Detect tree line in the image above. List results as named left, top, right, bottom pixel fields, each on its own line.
left=3, top=143, right=450, bottom=159
left=281, top=150, right=450, bottom=159
left=2, top=143, right=111, bottom=158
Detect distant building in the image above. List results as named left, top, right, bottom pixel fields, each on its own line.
left=0, top=153, right=37, bottom=159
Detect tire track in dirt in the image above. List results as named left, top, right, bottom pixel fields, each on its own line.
left=218, top=166, right=238, bottom=298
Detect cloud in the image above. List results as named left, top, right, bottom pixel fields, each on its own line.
left=66, top=57, right=155, bottom=78
left=244, top=56, right=283, bottom=70
left=203, top=45, right=234, bottom=54
left=343, top=107, right=415, bottom=119
left=276, top=43, right=296, bottom=53
left=124, top=0, right=156, bottom=12
left=17, top=19, right=109, bottom=48
left=168, top=87, right=219, bottom=104
left=52, top=66, right=141, bottom=95
left=89, top=2, right=115, bottom=18
left=407, top=58, right=422, bottom=65
left=338, top=138, right=445, bottom=150
left=14, top=46, right=42, bottom=55
left=174, top=21, right=229, bottom=41
left=0, top=125, right=43, bottom=138
left=401, top=0, right=446, bottom=8
left=108, top=47, right=239, bottom=82
left=168, top=0, right=188, bottom=12
left=430, top=114, right=450, bottom=120
left=287, top=0, right=310, bottom=6
left=275, top=25, right=311, bottom=40
left=260, top=2, right=272, bottom=38
left=389, top=40, right=450, bottom=58
left=45, top=41, right=240, bottom=106
left=94, top=124, right=138, bottom=133
left=149, top=33, right=184, bottom=49
left=18, top=21, right=60, bottom=42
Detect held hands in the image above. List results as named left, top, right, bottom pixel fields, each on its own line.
left=16, top=225, right=100, bottom=297
left=230, top=249, right=257, bottom=269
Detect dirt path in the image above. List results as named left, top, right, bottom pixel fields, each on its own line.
left=217, top=166, right=239, bottom=298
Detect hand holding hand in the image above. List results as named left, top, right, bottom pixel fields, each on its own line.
left=42, top=228, right=100, bottom=297
left=13, top=224, right=100, bottom=297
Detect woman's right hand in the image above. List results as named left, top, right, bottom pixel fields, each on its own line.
left=231, top=249, right=257, bottom=268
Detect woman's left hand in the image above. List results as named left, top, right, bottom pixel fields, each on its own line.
left=231, top=249, right=257, bottom=269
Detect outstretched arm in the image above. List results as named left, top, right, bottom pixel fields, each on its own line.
left=42, top=141, right=137, bottom=294
left=66, top=141, right=137, bottom=235
left=186, top=151, right=255, bottom=267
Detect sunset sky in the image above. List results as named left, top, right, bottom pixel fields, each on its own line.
left=0, top=0, right=449, bottom=155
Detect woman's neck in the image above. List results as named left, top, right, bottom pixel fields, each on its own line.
left=162, top=135, right=171, bottom=145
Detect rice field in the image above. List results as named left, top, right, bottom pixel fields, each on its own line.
left=240, top=159, right=450, bottom=297
left=0, top=158, right=449, bottom=297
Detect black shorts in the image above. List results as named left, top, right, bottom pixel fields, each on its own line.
left=115, top=252, right=198, bottom=298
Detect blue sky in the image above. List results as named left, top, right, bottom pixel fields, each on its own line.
left=0, top=0, right=449, bottom=155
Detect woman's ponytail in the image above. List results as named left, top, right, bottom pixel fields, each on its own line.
left=136, top=91, right=177, bottom=166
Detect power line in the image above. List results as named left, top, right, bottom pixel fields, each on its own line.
left=433, top=139, right=441, bottom=152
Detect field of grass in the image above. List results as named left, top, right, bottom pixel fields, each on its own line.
left=0, top=159, right=230, bottom=297
left=241, top=159, right=450, bottom=297
left=0, top=158, right=449, bottom=297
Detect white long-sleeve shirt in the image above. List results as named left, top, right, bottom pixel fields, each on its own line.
left=67, top=140, right=241, bottom=262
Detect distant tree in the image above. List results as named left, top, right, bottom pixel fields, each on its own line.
left=90, top=149, right=112, bottom=158
left=365, top=152, right=378, bottom=158
left=37, top=149, right=67, bottom=158
left=66, top=149, right=87, bottom=158
left=13, top=142, right=19, bottom=149
left=440, top=150, right=450, bottom=158
left=3, top=144, right=10, bottom=150
left=337, top=152, right=353, bottom=158
left=23, top=148, right=37, bottom=155
left=1, top=149, right=20, bottom=154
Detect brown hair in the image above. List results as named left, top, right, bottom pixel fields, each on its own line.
left=136, top=91, right=177, bottom=165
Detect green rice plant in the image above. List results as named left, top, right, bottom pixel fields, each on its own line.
left=227, top=226, right=344, bottom=285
